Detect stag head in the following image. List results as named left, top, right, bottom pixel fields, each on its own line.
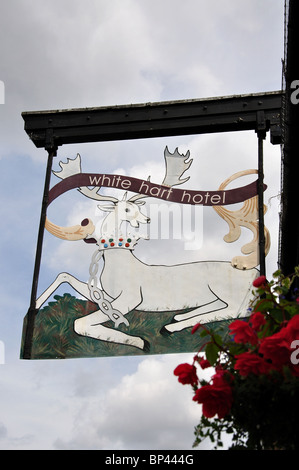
left=98, top=192, right=150, bottom=232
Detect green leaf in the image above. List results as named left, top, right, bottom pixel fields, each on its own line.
left=199, top=329, right=210, bottom=338
left=205, top=342, right=219, bottom=365
left=213, top=333, right=223, bottom=346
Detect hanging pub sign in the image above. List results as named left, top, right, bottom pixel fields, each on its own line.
left=20, top=93, right=282, bottom=359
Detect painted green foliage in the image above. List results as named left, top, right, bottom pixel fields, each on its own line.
left=21, top=294, right=228, bottom=360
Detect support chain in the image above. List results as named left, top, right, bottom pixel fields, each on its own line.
left=88, top=248, right=129, bottom=328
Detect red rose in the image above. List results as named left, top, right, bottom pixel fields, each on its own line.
left=174, top=363, right=198, bottom=385
left=249, top=311, right=266, bottom=331
left=229, top=319, right=258, bottom=345
left=259, top=330, right=291, bottom=368
left=213, top=364, right=234, bottom=382
left=198, top=357, right=211, bottom=369
left=234, top=351, right=272, bottom=376
left=257, top=316, right=299, bottom=374
left=253, top=275, right=267, bottom=288
left=284, top=315, right=299, bottom=342
left=193, top=372, right=233, bottom=419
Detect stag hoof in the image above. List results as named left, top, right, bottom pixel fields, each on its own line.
left=160, top=325, right=173, bottom=337
left=143, top=339, right=150, bottom=353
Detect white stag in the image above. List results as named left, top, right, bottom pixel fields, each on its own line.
left=37, top=149, right=260, bottom=352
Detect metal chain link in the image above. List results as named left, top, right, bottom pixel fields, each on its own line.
left=88, top=248, right=129, bottom=328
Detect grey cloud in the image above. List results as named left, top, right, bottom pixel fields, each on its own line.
left=0, top=423, right=8, bottom=439
left=53, top=355, right=213, bottom=450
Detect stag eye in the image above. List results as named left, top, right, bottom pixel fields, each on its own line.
left=125, top=208, right=130, bottom=212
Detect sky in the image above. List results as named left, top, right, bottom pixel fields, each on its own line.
left=0, top=0, right=284, bottom=450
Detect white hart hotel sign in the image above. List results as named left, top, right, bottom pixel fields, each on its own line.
left=21, top=92, right=280, bottom=359
left=21, top=146, right=269, bottom=359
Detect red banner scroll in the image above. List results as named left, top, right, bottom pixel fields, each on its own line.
left=48, top=173, right=265, bottom=207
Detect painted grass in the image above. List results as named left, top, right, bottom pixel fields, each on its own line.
left=21, top=293, right=230, bottom=360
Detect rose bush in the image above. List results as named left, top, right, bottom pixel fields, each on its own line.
left=174, top=268, right=299, bottom=450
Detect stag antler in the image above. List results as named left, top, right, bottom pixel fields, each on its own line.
left=53, top=153, right=119, bottom=203
left=162, top=146, right=193, bottom=187
left=128, top=176, right=150, bottom=203
left=52, top=153, right=82, bottom=179
left=128, top=146, right=193, bottom=203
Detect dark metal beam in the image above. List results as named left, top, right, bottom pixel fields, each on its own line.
left=22, top=91, right=282, bottom=148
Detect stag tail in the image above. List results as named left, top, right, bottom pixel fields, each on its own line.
left=213, top=169, right=270, bottom=270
